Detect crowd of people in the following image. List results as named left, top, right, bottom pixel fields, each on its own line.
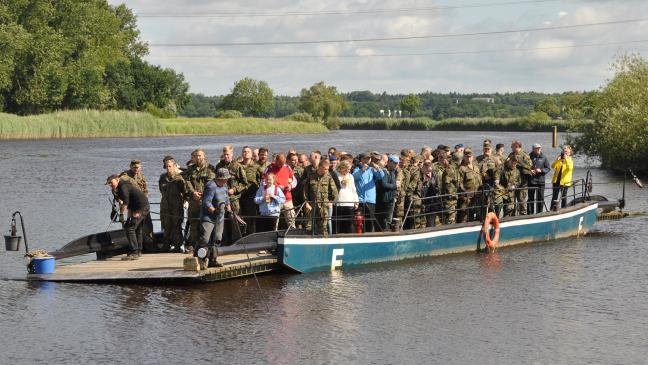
left=105, top=141, right=574, bottom=265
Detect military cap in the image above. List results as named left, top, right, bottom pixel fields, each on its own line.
left=451, top=153, right=463, bottom=162
left=105, top=174, right=120, bottom=185
left=442, top=145, right=451, bottom=152
left=359, top=152, right=371, bottom=160
left=400, top=149, right=409, bottom=158
left=370, top=150, right=381, bottom=158
left=130, top=159, right=141, bottom=167
left=413, top=155, right=422, bottom=162
left=464, top=149, right=473, bottom=157
left=483, top=143, right=492, bottom=150
left=215, top=168, right=231, bottom=180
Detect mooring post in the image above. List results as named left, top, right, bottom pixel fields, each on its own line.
left=552, top=126, right=558, bottom=148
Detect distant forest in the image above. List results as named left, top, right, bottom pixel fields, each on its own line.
left=180, top=91, right=567, bottom=119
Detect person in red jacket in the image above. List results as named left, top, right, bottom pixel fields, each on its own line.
left=264, top=153, right=297, bottom=228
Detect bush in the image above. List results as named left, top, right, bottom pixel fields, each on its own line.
left=215, top=110, right=244, bottom=119
left=144, top=103, right=176, bottom=119
left=284, top=112, right=318, bottom=123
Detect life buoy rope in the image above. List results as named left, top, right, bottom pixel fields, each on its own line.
left=483, top=212, right=500, bottom=250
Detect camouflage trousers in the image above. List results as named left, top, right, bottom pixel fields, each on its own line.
left=307, top=204, right=330, bottom=236
left=444, top=198, right=458, bottom=225
left=457, top=194, right=481, bottom=223
left=187, top=200, right=202, bottom=247
left=503, top=192, right=517, bottom=217
left=160, top=206, right=184, bottom=248
left=515, top=186, right=528, bottom=215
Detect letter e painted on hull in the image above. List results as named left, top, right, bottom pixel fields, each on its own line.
left=331, top=249, right=344, bottom=270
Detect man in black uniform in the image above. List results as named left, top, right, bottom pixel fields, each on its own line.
left=106, top=174, right=150, bottom=260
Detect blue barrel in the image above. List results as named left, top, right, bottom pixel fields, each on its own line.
left=32, top=257, right=55, bottom=274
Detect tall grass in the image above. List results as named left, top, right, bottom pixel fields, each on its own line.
left=340, top=117, right=586, bottom=132
left=0, top=110, right=164, bottom=139
left=162, top=117, right=329, bottom=135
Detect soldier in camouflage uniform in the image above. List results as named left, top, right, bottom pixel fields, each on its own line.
left=395, top=153, right=410, bottom=223
left=508, top=141, right=532, bottom=215
left=405, top=156, right=422, bottom=229
left=158, top=157, right=186, bottom=252
left=500, top=158, right=521, bottom=217
left=479, top=144, right=503, bottom=217
left=303, top=160, right=338, bottom=235
left=287, top=152, right=304, bottom=226
left=184, top=148, right=216, bottom=252
left=215, top=145, right=248, bottom=244
left=119, top=160, right=154, bottom=249
left=458, top=149, right=483, bottom=223
left=239, top=146, right=261, bottom=235
left=442, top=153, right=463, bottom=224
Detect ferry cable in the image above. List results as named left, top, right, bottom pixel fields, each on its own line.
left=148, top=39, right=648, bottom=59
left=149, top=17, right=648, bottom=47
left=137, top=0, right=560, bottom=18
left=232, top=212, right=270, bottom=312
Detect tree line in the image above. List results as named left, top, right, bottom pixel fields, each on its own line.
left=0, top=0, right=189, bottom=116
left=181, top=85, right=596, bottom=122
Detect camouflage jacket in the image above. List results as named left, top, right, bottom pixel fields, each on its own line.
left=442, top=164, right=462, bottom=196
left=158, top=172, right=186, bottom=211
left=241, top=160, right=262, bottom=199
left=120, top=170, right=148, bottom=197
left=479, top=156, right=501, bottom=186
left=303, top=170, right=339, bottom=205
left=459, top=162, right=482, bottom=193
left=500, top=165, right=521, bottom=191
left=508, top=151, right=533, bottom=178
left=183, top=162, right=216, bottom=196
left=215, top=160, right=248, bottom=202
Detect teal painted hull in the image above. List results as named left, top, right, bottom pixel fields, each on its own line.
left=279, top=203, right=598, bottom=273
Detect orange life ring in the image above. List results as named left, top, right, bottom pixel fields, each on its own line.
left=483, top=212, right=500, bottom=249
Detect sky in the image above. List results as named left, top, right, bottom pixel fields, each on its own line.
left=108, top=0, right=648, bottom=96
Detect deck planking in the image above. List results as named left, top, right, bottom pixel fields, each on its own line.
left=27, top=252, right=279, bottom=283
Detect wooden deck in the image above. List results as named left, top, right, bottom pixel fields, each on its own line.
left=26, top=252, right=279, bottom=283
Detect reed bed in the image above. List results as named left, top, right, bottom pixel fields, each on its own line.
left=0, top=110, right=164, bottom=139
left=340, top=117, right=583, bottom=132
left=161, top=117, right=329, bottom=135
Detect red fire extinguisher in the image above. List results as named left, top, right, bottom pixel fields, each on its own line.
left=355, top=213, right=364, bottom=234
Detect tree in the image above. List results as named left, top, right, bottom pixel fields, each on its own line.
left=0, top=1, right=187, bottom=115
left=400, top=94, right=421, bottom=116
left=221, top=77, right=274, bottom=116
left=534, top=96, right=561, bottom=119
left=570, top=54, right=648, bottom=172
left=299, top=81, right=347, bottom=124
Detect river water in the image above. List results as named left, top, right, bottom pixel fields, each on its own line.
left=0, top=130, right=646, bottom=364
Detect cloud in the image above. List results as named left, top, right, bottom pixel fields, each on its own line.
left=109, top=0, right=648, bottom=95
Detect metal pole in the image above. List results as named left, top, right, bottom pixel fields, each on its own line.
left=12, top=211, right=29, bottom=254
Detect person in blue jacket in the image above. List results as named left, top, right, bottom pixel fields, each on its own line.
left=353, top=152, right=385, bottom=232
left=254, top=172, right=286, bottom=232
left=196, top=168, right=231, bottom=269
left=528, top=143, right=552, bottom=214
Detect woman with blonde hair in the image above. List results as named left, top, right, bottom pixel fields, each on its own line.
left=334, top=160, right=359, bottom=233
left=550, top=145, right=573, bottom=210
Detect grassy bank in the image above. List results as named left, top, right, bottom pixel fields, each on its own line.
left=340, top=117, right=586, bottom=132
left=0, top=111, right=328, bottom=140
left=0, top=110, right=164, bottom=139
left=161, top=117, right=329, bottom=135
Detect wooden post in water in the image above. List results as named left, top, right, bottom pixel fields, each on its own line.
left=552, top=126, right=558, bottom=148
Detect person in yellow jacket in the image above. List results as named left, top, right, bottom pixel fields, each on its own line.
left=550, top=145, right=573, bottom=210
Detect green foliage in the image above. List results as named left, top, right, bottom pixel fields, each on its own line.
left=284, top=112, right=317, bottom=123
left=144, top=102, right=175, bottom=119
left=400, top=94, right=421, bottom=116
left=340, top=117, right=581, bottom=132
left=534, top=97, right=561, bottom=119
left=299, top=81, right=347, bottom=122
left=526, top=111, right=551, bottom=123
left=0, top=1, right=188, bottom=115
left=215, top=109, right=243, bottom=119
left=569, top=54, right=648, bottom=172
left=0, top=110, right=163, bottom=139
left=221, top=77, right=274, bottom=116
left=161, top=117, right=329, bottom=135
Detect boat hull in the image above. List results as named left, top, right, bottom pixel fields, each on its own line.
left=279, top=202, right=598, bottom=273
